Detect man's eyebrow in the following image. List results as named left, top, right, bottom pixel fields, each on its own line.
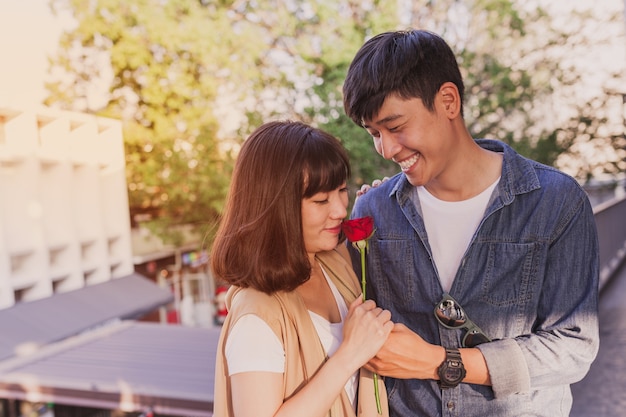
left=362, top=114, right=403, bottom=129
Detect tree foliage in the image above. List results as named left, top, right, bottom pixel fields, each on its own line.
left=46, top=0, right=253, bottom=244
left=311, top=0, right=626, bottom=180
left=45, top=0, right=626, bottom=245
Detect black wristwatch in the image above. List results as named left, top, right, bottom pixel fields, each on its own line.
left=437, top=348, right=466, bottom=389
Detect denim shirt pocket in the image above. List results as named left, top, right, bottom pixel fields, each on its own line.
left=370, top=239, right=420, bottom=307
left=479, top=241, right=540, bottom=308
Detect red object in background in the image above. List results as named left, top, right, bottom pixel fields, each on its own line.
left=167, top=309, right=179, bottom=324
left=214, top=285, right=229, bottom=325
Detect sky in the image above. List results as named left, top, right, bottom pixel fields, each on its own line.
left=0, top=0, right=68, bottom=108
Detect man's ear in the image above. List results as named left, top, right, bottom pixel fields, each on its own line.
left=439, top=82, right=461, bottom=119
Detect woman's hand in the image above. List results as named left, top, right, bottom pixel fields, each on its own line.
left=230, top=298, right=393, bottom=417
left=336, top=298, right=394, bottom=370
left=356, top=177, right=390, bottom=198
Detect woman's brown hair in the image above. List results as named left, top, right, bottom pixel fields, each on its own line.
left=210, top=121, right=351, bottom=294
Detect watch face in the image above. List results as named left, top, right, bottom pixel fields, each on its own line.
left=438, top=349, right=466, bottom=387
left=443, top=365, right=463, bottom=382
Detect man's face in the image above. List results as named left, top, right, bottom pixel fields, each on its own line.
left=361, top=94, right=456, bottom=188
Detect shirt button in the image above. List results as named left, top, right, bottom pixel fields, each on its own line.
left=447, top=401, right=455, bottom=410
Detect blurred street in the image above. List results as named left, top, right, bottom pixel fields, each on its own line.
left=570, top=259, right=626, bottom=417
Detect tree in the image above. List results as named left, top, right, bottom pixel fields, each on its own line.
left=45, top=0, right=626, bottom=247
left=309, top=0, right=626, bottom=182
left=45, top=0, right=266, bottom=245
left=46, top=0, right=404, bottom=232
left=298, top=0, right=402, bottom=190
left=459, top=0, right=626, bottom=178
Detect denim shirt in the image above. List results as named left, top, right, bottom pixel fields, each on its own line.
left=349, top=139, right=599, bottom=417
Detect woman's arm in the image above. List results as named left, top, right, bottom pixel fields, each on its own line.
left=230, top=297, right=393, bottom=417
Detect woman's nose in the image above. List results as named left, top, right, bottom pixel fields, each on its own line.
left=331, top=199, right=348, bottom=219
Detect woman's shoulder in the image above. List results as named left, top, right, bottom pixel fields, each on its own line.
left=227, top=287, right=284, bottom=317
left=229, top=287, right=303, bottom=334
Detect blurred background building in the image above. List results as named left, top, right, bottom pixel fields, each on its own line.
left=0, top=106, right=218, bottom=417
left=0, top=106, right=133, bottom=307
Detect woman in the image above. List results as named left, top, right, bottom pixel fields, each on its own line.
left=211, top=120, right=393, bottom=417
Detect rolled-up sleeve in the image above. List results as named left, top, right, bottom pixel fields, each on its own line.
left=478, top=338, right=530, bottom=397
left=481, top=191, right=600, bottom=399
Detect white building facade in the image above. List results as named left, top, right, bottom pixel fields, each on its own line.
left=0, top=106, right=134, bottom=309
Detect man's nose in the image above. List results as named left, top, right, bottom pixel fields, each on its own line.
left=378, top=133, right=401, bottom=160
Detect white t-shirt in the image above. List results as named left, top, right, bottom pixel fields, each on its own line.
left=225, top=266, right=358, bottom=409
left=416, top=178, right=499, bottom=292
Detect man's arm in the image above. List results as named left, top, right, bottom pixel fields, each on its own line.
left=366, top=323, right=491, bottom=385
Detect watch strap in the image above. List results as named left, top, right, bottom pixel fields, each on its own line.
left=438, top=347, right=466, bottom=389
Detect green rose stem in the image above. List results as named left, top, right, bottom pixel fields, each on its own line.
left=355, top=239, right=382, bottom=415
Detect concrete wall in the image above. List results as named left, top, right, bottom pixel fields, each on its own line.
left=0, top=106, right=133, bottom=309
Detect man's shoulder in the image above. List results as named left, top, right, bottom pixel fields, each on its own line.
left=487, top=138, right=585, bottom=198
left=499, top=150, right=591, bottom=218
left=524, top=158, right=586, bottom=196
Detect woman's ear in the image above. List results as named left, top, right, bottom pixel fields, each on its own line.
left=438, top=82, right=461, bottom=119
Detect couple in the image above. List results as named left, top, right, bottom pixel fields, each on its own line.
left=211, top=29, right=599, bottom=417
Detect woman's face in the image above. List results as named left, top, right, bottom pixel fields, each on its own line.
left=301, top=183, right=349, bottom=260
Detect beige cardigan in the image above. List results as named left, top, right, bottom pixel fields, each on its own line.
left=212, top=246, right=389, bottom=417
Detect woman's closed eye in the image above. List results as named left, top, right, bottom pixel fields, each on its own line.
left=311, top=193, right=330, bottom=204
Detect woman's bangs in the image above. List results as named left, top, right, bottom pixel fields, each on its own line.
left=302, top=152, right=349, bottom=198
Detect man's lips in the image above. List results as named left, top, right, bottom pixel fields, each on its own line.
left=397, top=153, right=420, bottom=171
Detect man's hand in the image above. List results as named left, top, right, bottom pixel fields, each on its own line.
left=365, top=323, right=445, bottom=380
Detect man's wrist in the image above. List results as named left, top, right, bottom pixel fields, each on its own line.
left=437, top=347, right=466, bottom=388
left=432, top=345, right=446, bottom=380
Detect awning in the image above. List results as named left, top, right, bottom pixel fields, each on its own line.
left=0, top=273, right=173, bottom=362
left=0, top=321, right=218, bottom=417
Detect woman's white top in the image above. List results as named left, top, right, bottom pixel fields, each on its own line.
left=416, top=178, right=500, bottom=292
left=225, top=265, right=358, bottom=409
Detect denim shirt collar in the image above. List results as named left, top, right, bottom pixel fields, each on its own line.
left=389, top=139, right=542, bottom=210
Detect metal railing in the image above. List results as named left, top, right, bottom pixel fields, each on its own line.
left=593, top=194, right=626, bottom=290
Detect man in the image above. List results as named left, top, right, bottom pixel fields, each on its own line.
left=343, top=29, right=599, bottom=417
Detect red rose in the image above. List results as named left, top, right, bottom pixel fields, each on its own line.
left=341, top=215, right=381, bottom=413
left=342, top=216, right=374, bottom=242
